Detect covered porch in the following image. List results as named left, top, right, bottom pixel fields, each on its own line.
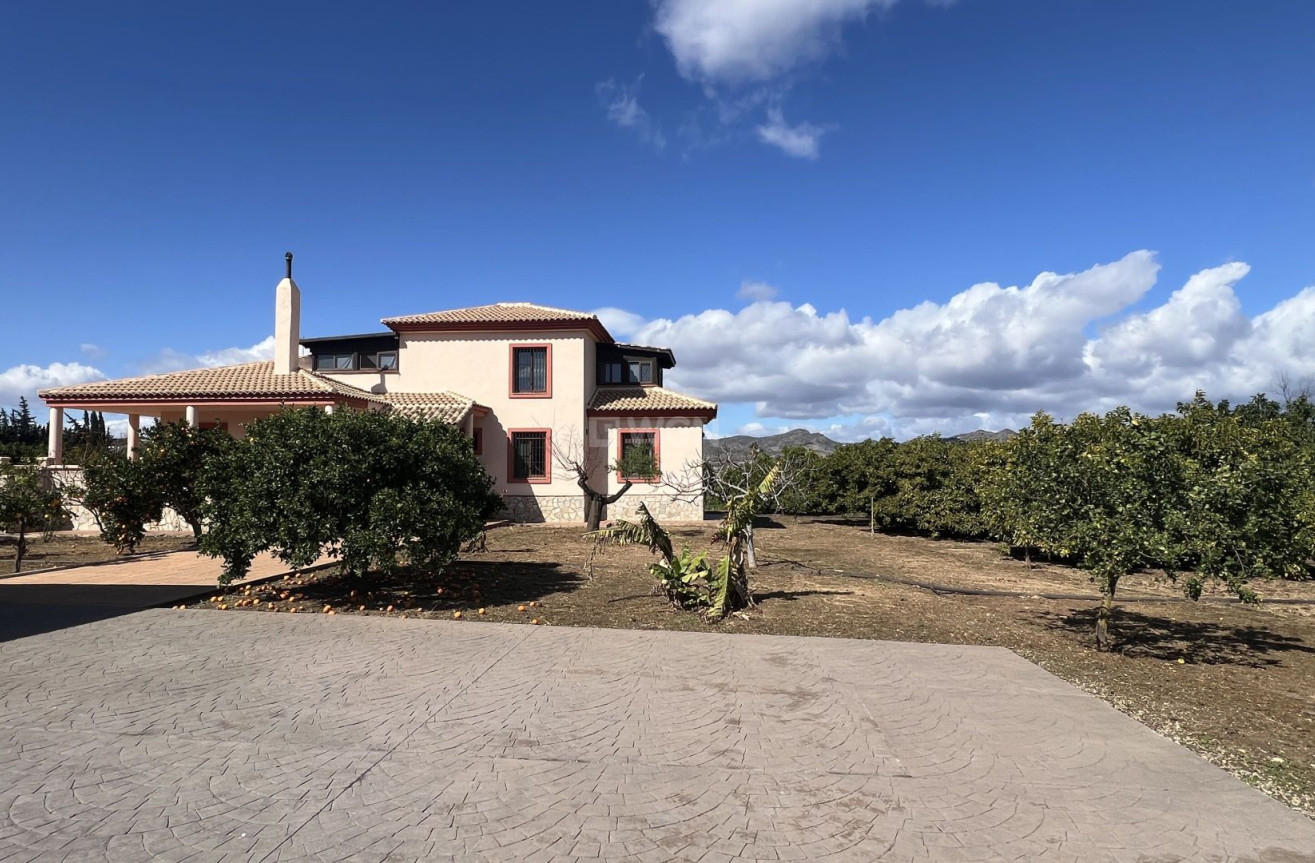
left=38, top=360, right=382, bottom=464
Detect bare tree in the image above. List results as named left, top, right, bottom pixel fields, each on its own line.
left=1276, top=371, right=1314, bottom=407
left=663, top=444, right=813, bottom=569
left=552, top=427, right=658, bottom=531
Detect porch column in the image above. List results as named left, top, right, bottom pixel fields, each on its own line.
left=463, top=412, right=475, bottom=438
left=185, top=405, right=199, bottom=427
left=126, top=414, right=141, bottom=459
left=47, top=407, right=64, bottom=464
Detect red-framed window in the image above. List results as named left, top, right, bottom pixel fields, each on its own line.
left=473, top=427, right=483, bottom=456
left=617, top=429, right=660, bottom=483
left=509, top=344, right=552, bottom=398
left=508, top=428, right=552, bottom=483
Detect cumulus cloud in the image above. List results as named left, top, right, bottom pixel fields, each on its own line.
left=596, top=77, right=666, bottom=150
left=652, top=0, right=901, bottom=87
left=617, top=251, right=1315, bottom=439
left=737, top=280, right=781, bottom=302
left=592, top=307, right=648, bottom=340
left=137, top=336, right=275, bottom=375
left=755, top=107, right=827, bottom=158
left=0, top=362, right=107, bottom=409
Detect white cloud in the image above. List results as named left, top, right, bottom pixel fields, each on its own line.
left=0, top=362, right=107, bottom=409
left=737, top=280, right=780, bottom=302
left=615, top=251, right=1315, bottom=439
left=596, top=77, right=666, bottom=150
left=652, top=0, right=900, bottom=87
left=137, top=335, right=275, bottom=375
left=593, top=307, right=649, bottom=340
left=755, top=107, right=827, bottom=158
left=79, top=343, right=106, bottom=360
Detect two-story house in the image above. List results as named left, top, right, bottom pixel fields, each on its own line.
left=39, top=258, right=715, bottom=522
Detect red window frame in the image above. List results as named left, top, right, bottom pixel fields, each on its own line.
left=616, top=428, right=660, bottom=483
left=509, top=343, right=552, bottom=399
left=507, top=428, right=552, bottom=484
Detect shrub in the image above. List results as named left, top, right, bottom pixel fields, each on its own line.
left=200, top=408, right=502, bottom=584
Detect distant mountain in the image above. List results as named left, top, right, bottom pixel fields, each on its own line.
left=704, top=427, right=1018, bottom=459
left=945, top=429, right=1018, bottom=444
left=704, top=429, right=841, bottom=461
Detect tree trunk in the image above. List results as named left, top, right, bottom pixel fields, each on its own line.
left=14, top=516, right=26, bottom=573
left=578, top=475, right=633, bottom=532
left=869, top=497, right=875, bottom=535
left=584, top=494, right=603, bottom=532
left=743, top=522, right=757, bottom=569
left=1096, top=578, right=1118, bottom=651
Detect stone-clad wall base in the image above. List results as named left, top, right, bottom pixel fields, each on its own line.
left=44, top=466, right=191, bottom=533
left=608, top=494, right=704, bottom=523
left=499, top=495, right=585, bottom=523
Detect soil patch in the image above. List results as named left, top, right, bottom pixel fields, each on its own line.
left=0, top=533, right=196, bottom=574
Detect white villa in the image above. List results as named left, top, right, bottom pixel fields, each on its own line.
left=39, top=256, right=716, bottom=523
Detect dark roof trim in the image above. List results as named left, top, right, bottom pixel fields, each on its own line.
left=299, top=331, right=397, bottom=344
left=613, top=343, right=677, bottom=367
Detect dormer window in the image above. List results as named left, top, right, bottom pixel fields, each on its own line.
left=602, top=362, right=626, bottom=384
left=628, top=359, right=654, bottom=385
left=313, top=352, right=355, bottom=371
left=361, top=351, right=398, bottom=371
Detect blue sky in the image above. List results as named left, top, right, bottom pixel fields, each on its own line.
left=3, top=0, right=1314, bottom=439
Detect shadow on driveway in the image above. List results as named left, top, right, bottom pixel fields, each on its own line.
left=0, top=582, right=216, bottom=643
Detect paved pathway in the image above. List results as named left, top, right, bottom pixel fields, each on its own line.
left=0, top=552, right=320, bottom=641
left=1, top=612, right=1312, bottom=861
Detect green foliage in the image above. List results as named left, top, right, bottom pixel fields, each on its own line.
left=778, top=390, right=1315, bottom=647
left=0, top=465, right=65, bottom=572
left=137, top=421, right=235, bottom=539
left=0, top=397, right=47, bottom=463
left=80, top=453, right=165, bottom=553
left=612, top=441, right=660, bottom=482
left=200, top=408, right=502, bottom=584
left=590, top=463, right=783, bottom=620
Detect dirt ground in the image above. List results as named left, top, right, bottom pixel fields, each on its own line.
left=187, top=517, right=1315, bottom=817
left=0, top=533, right=196, bottom=574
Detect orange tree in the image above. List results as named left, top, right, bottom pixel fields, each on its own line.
left=200, top=408, right=501, bottom=584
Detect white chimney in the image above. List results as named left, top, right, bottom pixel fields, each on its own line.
left=274, top=251, right=300, bottom=374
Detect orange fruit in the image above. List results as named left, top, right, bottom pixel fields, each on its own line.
left=453, top=611, right=463, bottom=619
left=517, top=605, right=526, bottom=612
left=478, top=608, right=486, bottom=616
left=359, top=604, right=366, bottom=611
left=530, top=618, right=540, bottom=625
left=386, top=605, right=394, bottom=613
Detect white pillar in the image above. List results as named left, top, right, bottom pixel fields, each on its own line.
left=126, top=414, right=140, bottom=459
left=185, top=405, right=199, bottom=427
left=47, top=407, right=64, bottom=464
left=324, top=404, right=335, bottom=415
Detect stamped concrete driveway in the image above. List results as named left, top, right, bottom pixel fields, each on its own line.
left=1, top=611, right=1313, bottom=862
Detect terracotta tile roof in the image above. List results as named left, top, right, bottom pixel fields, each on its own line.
left=381, top=391, right=477, bottom=424
left=39, top=362, right=384, bottom=405
left=382, top=302, right=610, bottom=337
left=589, top=386, right=717, bottom=416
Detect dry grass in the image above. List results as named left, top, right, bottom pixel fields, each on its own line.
left=188, top=516, right=1315, bottom=816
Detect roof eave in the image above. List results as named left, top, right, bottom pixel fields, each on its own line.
left=384, top=318, right=614, bottom=342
